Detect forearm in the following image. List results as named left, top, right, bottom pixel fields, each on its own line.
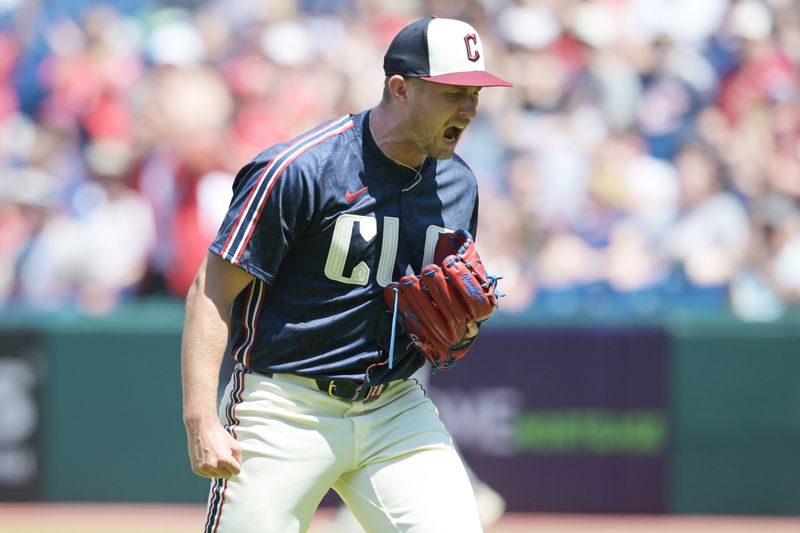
left=180, top=255, right=254, bottom=479
left=181, top=265, right=232, bottom=427
left=182, top=254, right=255, bottom=425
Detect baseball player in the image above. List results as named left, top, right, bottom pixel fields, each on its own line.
left=181, top=17, right=511, bottom=533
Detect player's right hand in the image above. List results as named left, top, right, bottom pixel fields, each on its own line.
left=186, top=421, right=243, bottom=479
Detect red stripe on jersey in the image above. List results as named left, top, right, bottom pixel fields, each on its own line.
left=220, top=116, right=354, bottom=264
left=231, top=119, right=354, bottom=263
left=231, top=283, right=255, bottom=366
left=232, top=281, right=267, bottom=368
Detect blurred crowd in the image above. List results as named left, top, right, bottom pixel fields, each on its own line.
left=0, top=0, right=798, bottom=320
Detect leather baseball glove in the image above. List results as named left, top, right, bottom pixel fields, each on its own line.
left=384, top=230, right=499, bottom=370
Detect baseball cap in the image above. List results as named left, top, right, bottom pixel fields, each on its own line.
left=383, top=17, right=512, bottom=88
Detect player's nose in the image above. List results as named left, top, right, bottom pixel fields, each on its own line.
left=458, top=93, right=478, bottom=120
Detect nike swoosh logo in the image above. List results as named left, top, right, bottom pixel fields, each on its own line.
left=345, top=186, right=368, bottom=202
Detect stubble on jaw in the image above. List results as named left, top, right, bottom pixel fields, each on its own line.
left=406, top=84, right=455, bottom=161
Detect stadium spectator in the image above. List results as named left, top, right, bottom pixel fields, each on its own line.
left=0, top=0, right=797, bottom=321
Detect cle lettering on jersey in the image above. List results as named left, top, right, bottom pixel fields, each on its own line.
left=324, top=217, right=449, bottom=287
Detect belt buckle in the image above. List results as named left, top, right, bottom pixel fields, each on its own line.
left=327, top=380, right=346, bottom=400
left=327, top=380, right=385, bottom=402
left=327, top=380, right=358, bottom=401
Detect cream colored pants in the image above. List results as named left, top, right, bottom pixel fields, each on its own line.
left=203, top=366, right=483, bottom=533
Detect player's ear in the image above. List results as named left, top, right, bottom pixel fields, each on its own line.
left=387, top=75, right=411, bottom=103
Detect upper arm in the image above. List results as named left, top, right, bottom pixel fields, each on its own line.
left=188, top=252, right=255, bottom=319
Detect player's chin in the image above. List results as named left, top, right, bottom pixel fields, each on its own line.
left=429, top=140, right=459, bottom=160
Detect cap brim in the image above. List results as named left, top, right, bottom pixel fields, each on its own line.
left=420, top=71, right=513, bottom=87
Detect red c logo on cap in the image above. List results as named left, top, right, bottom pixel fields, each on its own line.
left=464, top=34, right=480, bottom=62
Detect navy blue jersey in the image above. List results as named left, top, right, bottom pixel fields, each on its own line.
left=210, top=111, right=479, bottom=385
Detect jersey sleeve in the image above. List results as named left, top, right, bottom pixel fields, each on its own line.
left=210, top=155, right=313, bottom=284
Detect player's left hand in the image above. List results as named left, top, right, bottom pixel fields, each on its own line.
left=385, top=230, right=499, bottom=370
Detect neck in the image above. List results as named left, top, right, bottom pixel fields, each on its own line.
left=369, top=105, right=426, bottom=168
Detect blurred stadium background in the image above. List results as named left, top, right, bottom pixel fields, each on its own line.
left=0, top=0, right=799, bottom=531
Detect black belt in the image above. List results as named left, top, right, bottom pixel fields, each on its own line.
left=315, top=379, right=390, bottom=402
left=247, top=368, right=391, bottom=402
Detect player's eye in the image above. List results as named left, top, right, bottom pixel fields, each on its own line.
left=448, top=90, right=473, bottom=101
left=444, top=88, right=480, bottom=99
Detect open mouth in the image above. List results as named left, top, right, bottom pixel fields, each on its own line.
left=443, top=124, right=466, bottom=144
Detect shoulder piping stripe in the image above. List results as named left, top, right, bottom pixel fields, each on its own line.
left=220, top=115, right=355, bottom=263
